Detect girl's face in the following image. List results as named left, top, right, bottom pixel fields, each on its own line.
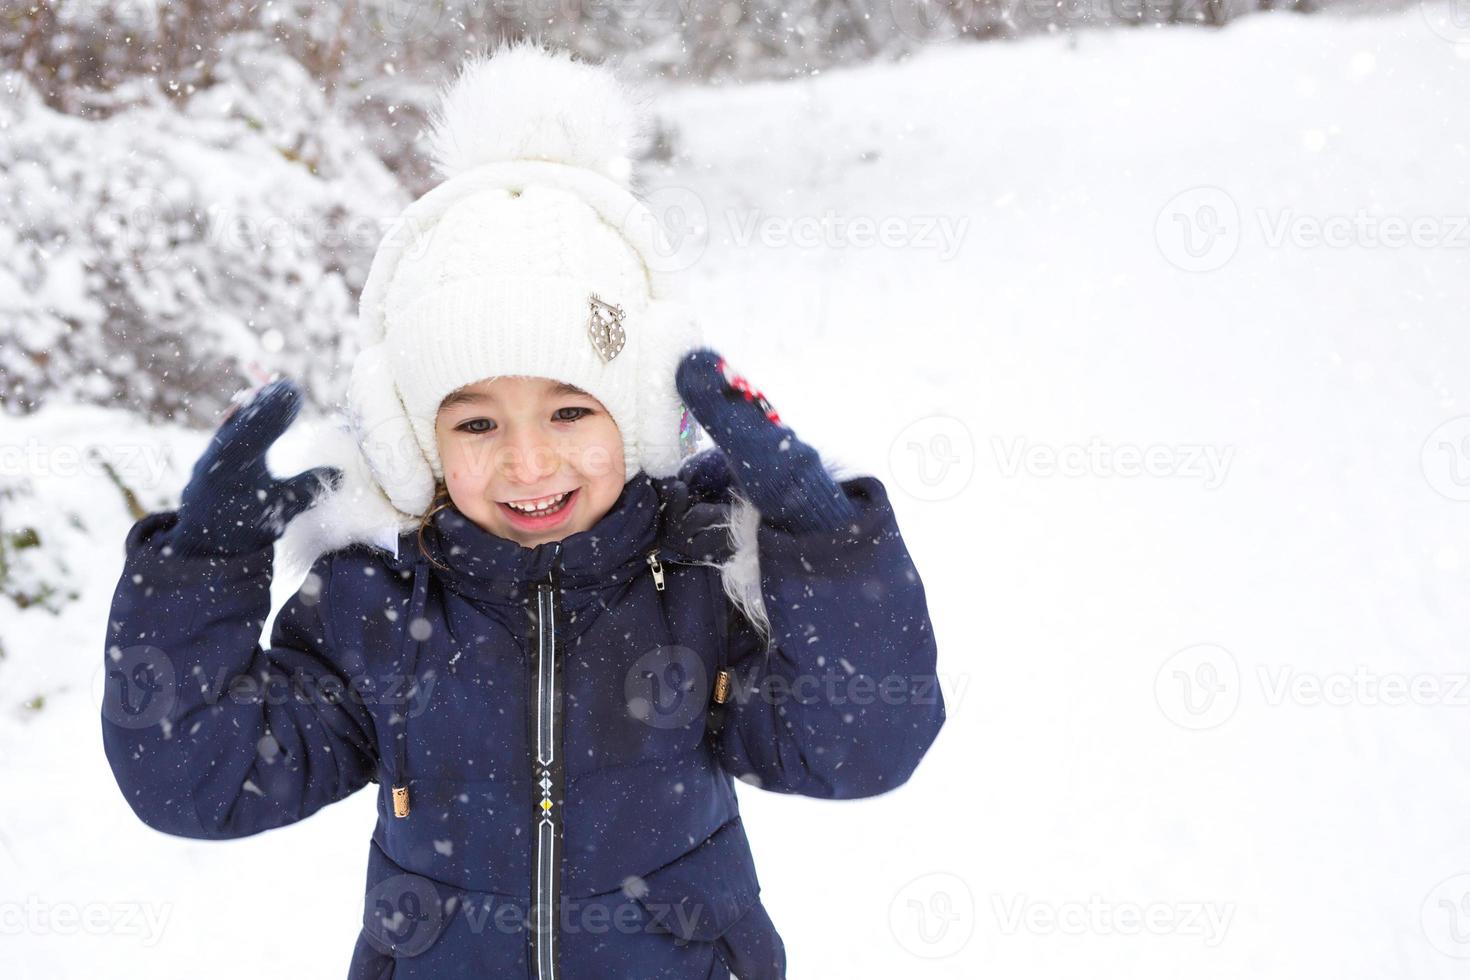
left=434, top=375, right=626, bottom=548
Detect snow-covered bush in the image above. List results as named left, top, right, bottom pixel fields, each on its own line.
left=0, top=35, right=407, bottom=425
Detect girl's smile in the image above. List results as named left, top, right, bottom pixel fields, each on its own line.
left=497, top=486, right=581, bottom=530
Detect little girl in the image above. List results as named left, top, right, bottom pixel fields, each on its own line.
left=100, top=41, right=945, bottom=980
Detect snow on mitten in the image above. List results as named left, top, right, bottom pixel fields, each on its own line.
left=162, top=377, right=342, bottom=560
left=675, top=348, right=857, bottom=535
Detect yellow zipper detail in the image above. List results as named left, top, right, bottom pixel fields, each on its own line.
left=391, top=783, right=410, bottom=818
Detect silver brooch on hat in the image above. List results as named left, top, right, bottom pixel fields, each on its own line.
left=588, top=293, right=626, bottom=362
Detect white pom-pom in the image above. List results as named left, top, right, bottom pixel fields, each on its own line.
left=424, top=39, right=648, bottom=185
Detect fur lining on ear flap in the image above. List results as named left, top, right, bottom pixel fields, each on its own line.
left=267, top=412, right=416, bottom=585
left=424, top=38, right=650, bottom=185
left=710, top=452, right=866, bottom=657
left=346, top=341, right=436, bottom=517
left=637, top=299, right=705, bottom=478
left=715, top=487, right=773, bottom=653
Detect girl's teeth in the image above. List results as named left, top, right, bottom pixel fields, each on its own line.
left=506, top=491, right=570, bottom=513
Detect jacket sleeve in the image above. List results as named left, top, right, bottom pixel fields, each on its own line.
left=711, top=475, right=946, bottom=799
left=100, top=510, right=378, bottom=839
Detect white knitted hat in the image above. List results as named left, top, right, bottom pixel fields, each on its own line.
left=345, top=40, right=703, bottom=518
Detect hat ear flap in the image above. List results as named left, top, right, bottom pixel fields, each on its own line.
left=635, top=300, right=705, bottom=479
left=347, top=342, right=436, bottom=516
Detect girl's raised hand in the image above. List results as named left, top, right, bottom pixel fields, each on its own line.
left=163, top=377, right=342, bottom=559
left=674, top=347, right=856, bottom=535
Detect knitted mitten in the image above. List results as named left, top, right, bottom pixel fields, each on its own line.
left=162, top=378, right=341, bottom=559
left=677, top=446, right=737, bottom=505
left=674, top=348, right=857, bottom=535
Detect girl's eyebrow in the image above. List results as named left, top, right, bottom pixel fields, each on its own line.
left=440, top=390, right=487, bottom=410
left=441, top=382, right=590, bottom=411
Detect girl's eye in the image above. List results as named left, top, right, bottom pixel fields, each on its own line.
left=455, top=408, right=590, bottom=434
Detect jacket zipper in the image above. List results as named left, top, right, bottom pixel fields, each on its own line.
left=645, top=548, right=665, bottom=591
left=528, top=544, right=707, bottom=976
left=531, top=542, right=563, bottom=980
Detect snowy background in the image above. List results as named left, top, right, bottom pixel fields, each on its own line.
left=5, top=3, right=1470, bottom=977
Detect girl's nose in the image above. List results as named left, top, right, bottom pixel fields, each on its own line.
left=496, top=431, right=561, bottom=486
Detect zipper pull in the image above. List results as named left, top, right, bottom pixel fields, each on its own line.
left=547, top=541, right=562, bottom=585
left=646, top=548, right=665, bottom=591
left=392, top=783, right=410, bottom=818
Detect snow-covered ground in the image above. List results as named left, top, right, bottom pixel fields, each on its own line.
left=5, top=6, right=1470, bottom=977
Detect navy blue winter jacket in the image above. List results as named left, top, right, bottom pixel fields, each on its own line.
left=101, top=465, right=945, bottom=979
